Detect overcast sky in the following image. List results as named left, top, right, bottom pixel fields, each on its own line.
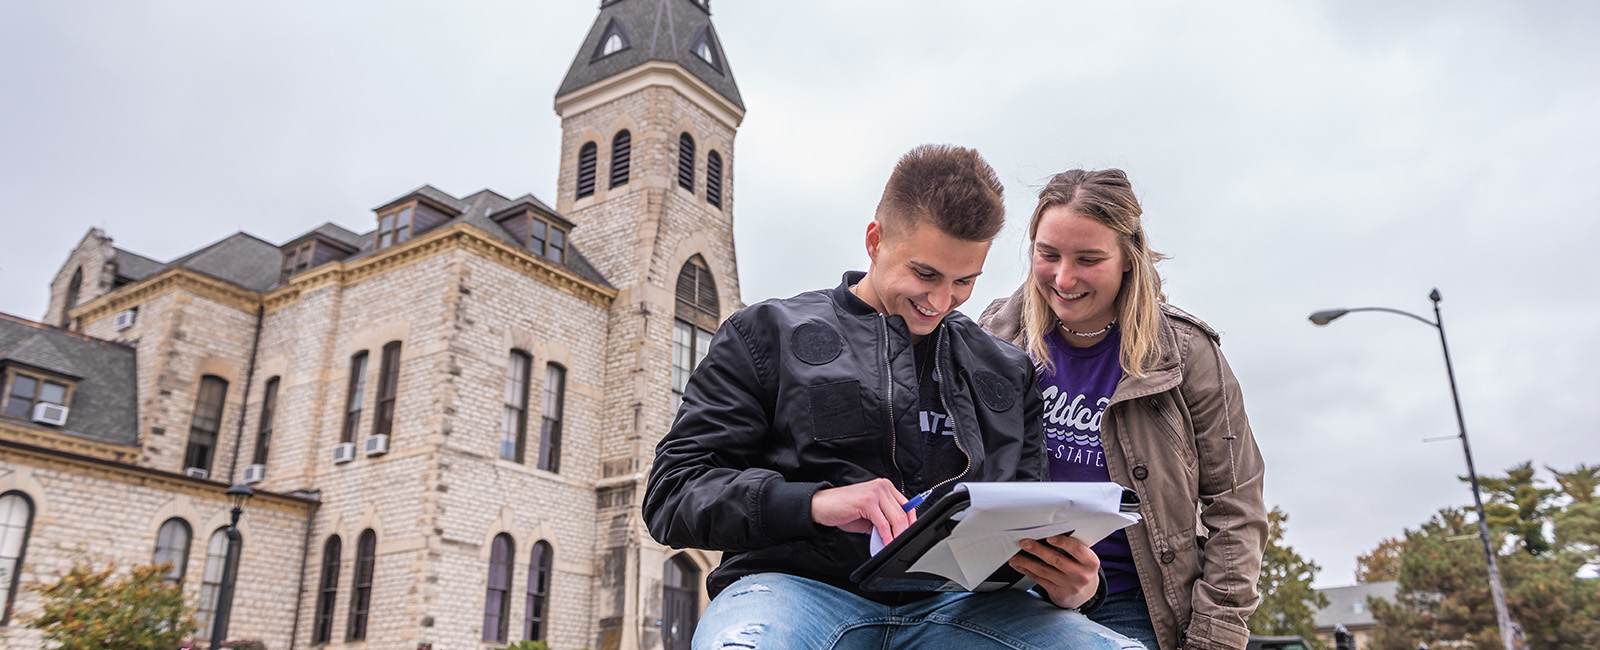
left=3, top=1, right=1597, bottom=588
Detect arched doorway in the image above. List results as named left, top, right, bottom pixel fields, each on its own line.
left=661, top=553, right=700, bottom=650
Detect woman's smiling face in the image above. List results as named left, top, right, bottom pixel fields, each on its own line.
left=1031, top=205, right=1131, bottom=339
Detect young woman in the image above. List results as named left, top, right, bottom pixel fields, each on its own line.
left=980, top=169, right=1268, bottom=650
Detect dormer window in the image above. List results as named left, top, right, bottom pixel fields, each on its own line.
left=281, top=242, right=315, bottom=283
left=1, top=369, right=73, bottom=424
left=377, top=204, right=414, bottom=250
left=491, top=205, right=573, bottom=267
left=689, top=27, right=721, bottom=72
left=592, top=17, right=632, bottom=61
left=527, top=217, right=567, bottom=265
left=696, top=42, right=713, bottom=64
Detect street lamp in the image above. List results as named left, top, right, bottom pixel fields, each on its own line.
left=210, top=483, right=254, bottom=650
left=1309, top=289, right=1513, bottom=650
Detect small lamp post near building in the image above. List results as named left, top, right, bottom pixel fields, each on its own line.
left=1309, top=289, right=1514, bottom=650
left=209, top=483, right=254, bottom=650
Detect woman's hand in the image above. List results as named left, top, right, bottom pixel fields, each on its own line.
left=1007, top=535, right=1101, bottom=609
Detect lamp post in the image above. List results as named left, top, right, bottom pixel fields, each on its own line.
left=210, top=483, right=254, bottom=650
left=1309, top=289, right=1513, bottom=650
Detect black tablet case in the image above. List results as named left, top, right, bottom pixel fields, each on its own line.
left=850, top=486, right=1140, bottom=593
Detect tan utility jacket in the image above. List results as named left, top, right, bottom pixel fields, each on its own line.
left=981, top=290, right=1267, bottom=650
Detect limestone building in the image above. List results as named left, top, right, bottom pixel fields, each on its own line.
left=0, top=1, right=741, bottom=648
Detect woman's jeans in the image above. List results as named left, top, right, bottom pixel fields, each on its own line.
left=1088, top=585, right=1161, bottom=650
left=692, top=573, right=1145, bottom=650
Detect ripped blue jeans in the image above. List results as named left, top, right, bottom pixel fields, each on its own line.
left=693, top=573, right=1145, bottom=650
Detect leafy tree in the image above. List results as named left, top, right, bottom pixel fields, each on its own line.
left=25, top=561, right=196, bottom=650
left=1355, top=536, right=1404, bottom=583
left=1249, top=506, right=1330, bottom=648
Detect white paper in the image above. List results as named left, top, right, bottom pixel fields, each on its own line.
left=906, top=482, right=1140, bottom=590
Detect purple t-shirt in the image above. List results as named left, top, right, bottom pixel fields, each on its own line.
left=1040, top=327, right=1139, bottom=595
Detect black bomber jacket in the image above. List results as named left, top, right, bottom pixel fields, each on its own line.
left=642, top=272, right=1046, bottom=598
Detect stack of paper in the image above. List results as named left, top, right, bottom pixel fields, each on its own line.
left=906, top=482, right=1140, bottom=590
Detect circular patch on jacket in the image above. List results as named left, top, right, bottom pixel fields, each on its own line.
left=792, top=323, right=843, bottom=365
left=974, top=370, right=1016, bottom=411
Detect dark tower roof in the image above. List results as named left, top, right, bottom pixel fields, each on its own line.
left=557, top=0, right=742, bottom=110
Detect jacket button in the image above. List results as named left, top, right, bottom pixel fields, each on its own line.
left=1132, top=465, right=1149, bottom=481
left=1161, top=551, right=1176, bottom=564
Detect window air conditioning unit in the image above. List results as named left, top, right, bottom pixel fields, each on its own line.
left=242, top=464, right=267, bottom=484
left=185, top=467, right=209, bottom=479
left=31, top=403, right=69, bottom=426
left=114, top=309, right=138, bottom=330
left=332, top=442, right=357, bottom=464
left=363, top=434, right=390, bottom=457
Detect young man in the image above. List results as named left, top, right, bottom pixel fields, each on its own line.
left=642, top=145, right=1142, bottom=650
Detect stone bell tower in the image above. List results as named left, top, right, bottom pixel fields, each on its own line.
left=554, top=1, right=743, bottom=648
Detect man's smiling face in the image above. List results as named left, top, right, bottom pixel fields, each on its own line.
left=856, top=218, right=990, bottom=342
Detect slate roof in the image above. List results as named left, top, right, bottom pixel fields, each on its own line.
left=558, top=0, right=742, bottom=109
left=1314, top=581, right=1399, bottom=628
left=0, top=313, right=138, bottom=446
left=112, top=248, right=165, bottom=283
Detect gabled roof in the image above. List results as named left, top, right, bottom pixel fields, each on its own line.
left=372, top=184, right=471, bottom=216
left=558, top=0, right=742, bottom=109
left=0, top=334, right=82, bottom=379
left=1314, top=581, right=1399, bottom=628
left=0, top=313, right=138, bottom=447
left=284, top=223, right=367, bottom=253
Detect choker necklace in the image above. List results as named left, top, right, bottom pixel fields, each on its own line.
left=1058, top=319, right=1115, bottom=338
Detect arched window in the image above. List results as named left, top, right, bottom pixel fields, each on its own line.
left=538, top=364, right=566, bottom=473
left=347, top=529, right=375, bottom=641
left=577, top=141, right=598, bottom=199
left=0, top=492, right=35, bottom=626
left=342, top=352, right=368, bottom=444
left=152, top=518, right=192, bottom=583
left=196, top=527, right=239, bottom=641
left=672, top=257, right=719, bottom=405
left=524, top=540, right=553, bottom=641
left=311, top=535, right=341, bottom=644
left=610, top=130, right=631, bottom=188
left=185, top=376, right=229, bottom=475
left=706, top=150, right=723, bottom=209
left=252, top=377, right=279, bottom=467
left=603, top=33, right=624, bottom=56
left=483, top=534, right=514, bottom=642
left=677, top=133, right=695, bottom=191
left=61, top=267, right=82, bottom=328
left=374, top=341, right=402, bottom=437
left=502, top=351, right=531, bottom=462
left=662, top=554, right=700, bottom=650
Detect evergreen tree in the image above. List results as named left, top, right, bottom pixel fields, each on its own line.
left=1474, top=461, right=1557, bottom=555
left=1250, top=506, right=1330, bottom=648
left=25, top=561, right=196, bottom=650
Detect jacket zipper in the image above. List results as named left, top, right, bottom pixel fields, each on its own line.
left=927, top=323, right=972, bottom=495
left=880, top=314, right=905, bottom=492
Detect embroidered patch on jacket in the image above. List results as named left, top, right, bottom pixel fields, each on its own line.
left=792, top=322, right=843, bottom=365
left=973, top=370, right=1016, bottom=411
left=809, top=380, right=866, bottom=440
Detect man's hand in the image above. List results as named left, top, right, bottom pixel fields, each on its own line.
left=1007, top=535, right=1100, bottom=609
left=811, top=478, right=916, bottom=542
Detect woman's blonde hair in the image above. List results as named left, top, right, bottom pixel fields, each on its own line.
left=1021, top=169, right=1168, bottom=377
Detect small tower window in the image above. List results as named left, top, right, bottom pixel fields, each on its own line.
left=577, top=141, right=598, bottom=199
left=696, top=41, right=714, bottom=64
left=706, top=150, right=723, bottom=210
left=677, top=133, right=696, bottom=192
left=610, top=130, right=631, bottom=188
left=591, top=17, right=632, bottom=61
left=689, top=26, right=722, bottom=73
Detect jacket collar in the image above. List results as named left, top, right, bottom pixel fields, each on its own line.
left=833, top=271, right=882, bottom=317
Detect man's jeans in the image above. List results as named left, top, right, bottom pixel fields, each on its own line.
left=692, top=573, right=1146, bottom=650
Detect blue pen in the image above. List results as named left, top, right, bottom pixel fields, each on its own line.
left=902, top=489, right=933, bottom=512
